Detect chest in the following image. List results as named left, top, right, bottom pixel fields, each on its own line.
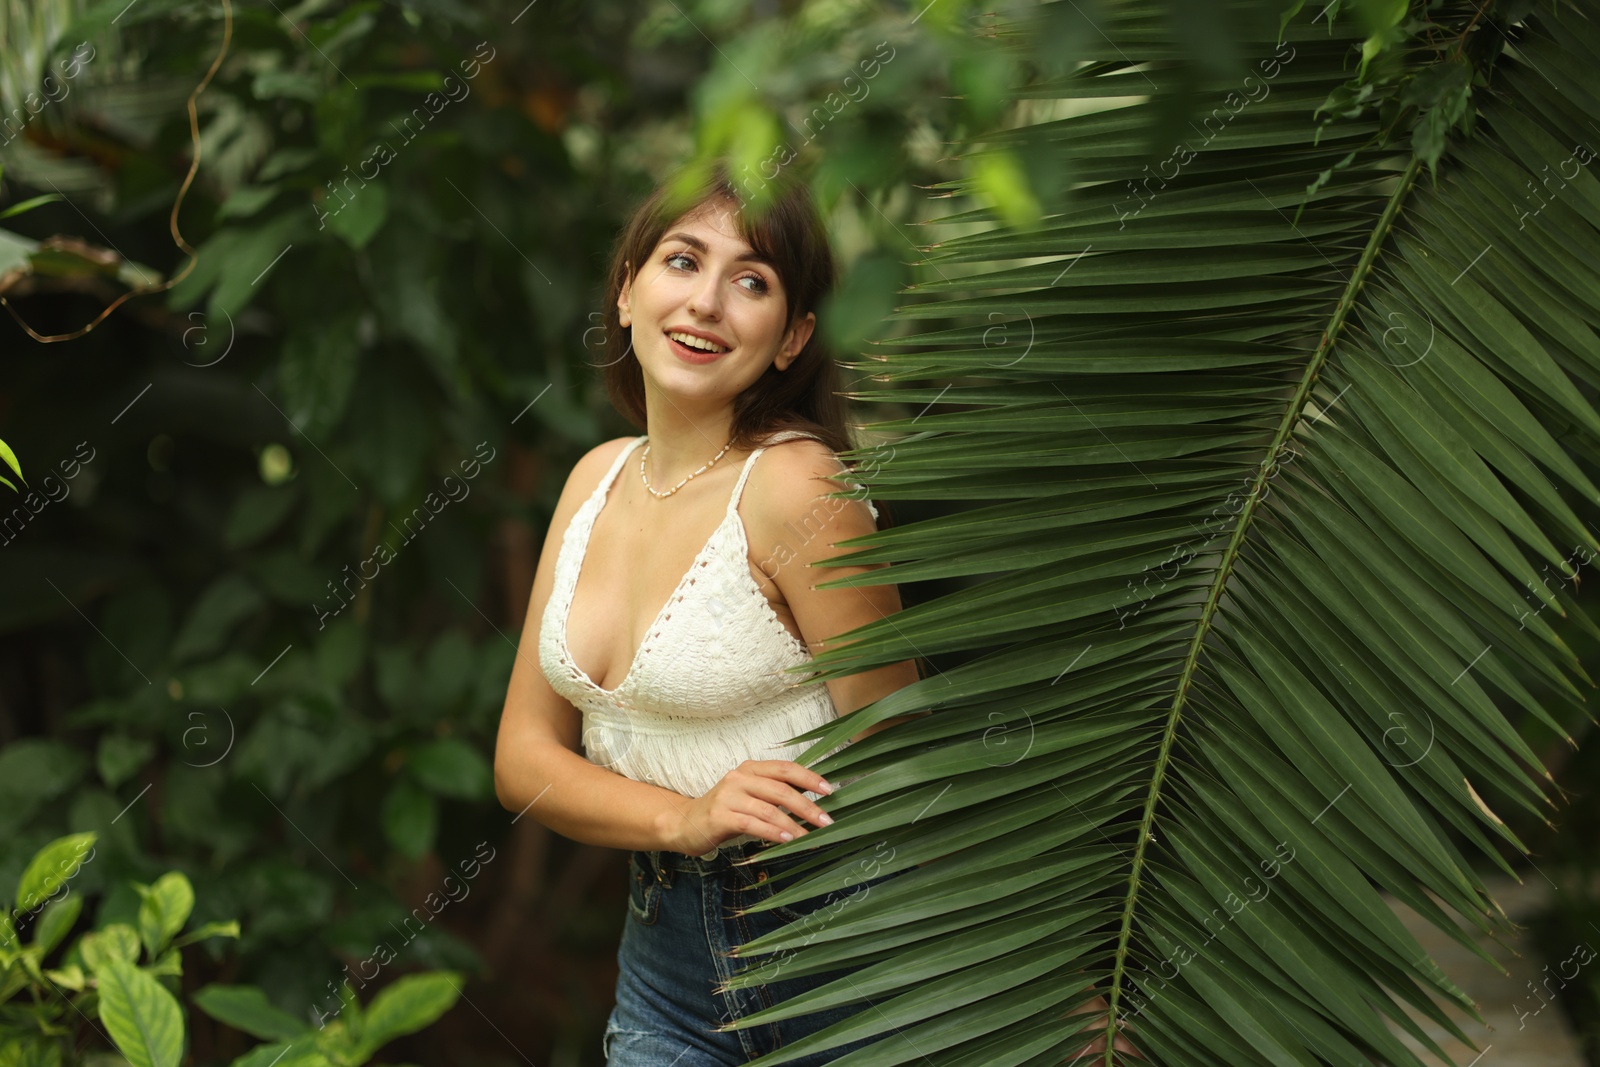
left=559, top=487, right=805, bottom=698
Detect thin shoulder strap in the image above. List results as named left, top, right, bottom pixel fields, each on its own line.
left=726, top=429, right=820, bottom=516
left=595, top=435, right=648, bottom=502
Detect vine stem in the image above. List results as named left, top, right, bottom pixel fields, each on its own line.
left=0, top=0, right=230, bottom=342
left=1452, top=0, right=1496, bottom=58
left=1098, top=154, right=1425, bottom=1065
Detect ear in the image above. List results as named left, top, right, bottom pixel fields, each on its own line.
left=774, top=311, right=815, bottom=372
left=617, top=263, right=633, bottom=327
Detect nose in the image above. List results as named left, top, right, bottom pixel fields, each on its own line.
left=687, top=269, right=724, bottom=320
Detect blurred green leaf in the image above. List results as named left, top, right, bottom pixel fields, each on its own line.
left=315, top=618, right=365, bottom=688
left=346, top=364, right=430, bottom=506
left=1400, top=57, right=1471, bottom=110
left=307, top=3, right=379, bottom=53
left=217, top=185, right=283, bottom=221
left=367, top=232, right=459, bottom=385
left=279, top=313, right=365, bottom=440
left=258, top=147, right=319, bottom=181
left=822, top=251, right=902, bottom=360
left=34, top=893, right=85, bottom=956
left=96, top=733, right=155, bottom=789
left=79, top=923, right=141, bottom=972
left=0, top=193, right=65, bottom=219
left=95, top=957, right=184, bottom=1067
left=382, top=778, right=437, bottom=860
left=970, top=149, right=1041, bottom=231
left=374, top=644, right=419, bottom=714
left=356, top=970, right=462, bottom=1057
left=179, top=654, right=261, bottom=706
left=0, top=744, right=89, bottom=839
left=169, top=919, right=240, bottom=949
left=225, top=484, right=300, bottom=550
left=204, top=214, right=311, bottom=322
left=407, top=739, right=492, bottom=801
left=14, top=833, right=94, bottom=915
left=322, top=181, right=388, bottom=250
left=252, top=70, right=323, bottom=102
left=135, top=872, right=194, bottom=958
left=172, top=575, right=266, bottom=663
left=192, top=983, right=308, bottom=1041
left=226, top=1039, right=325, bottom=1067
left=418, top=630, right=473, bottom=710
left=246, top=550, right=327, bottom=604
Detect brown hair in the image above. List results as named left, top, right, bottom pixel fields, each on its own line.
left=596, top=157, right=891, bottom=530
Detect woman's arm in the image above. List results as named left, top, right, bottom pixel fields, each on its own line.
left=492, top=437, right=837, bottom=855
left=746, top=439, right=922, bottom=739
left=493, top=437, right=680, bottom=851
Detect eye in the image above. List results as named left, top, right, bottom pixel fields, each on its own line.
left=663, top=249, right=770, bottom=295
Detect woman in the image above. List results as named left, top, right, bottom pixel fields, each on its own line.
left=493, top=159, right=921, bottom=1066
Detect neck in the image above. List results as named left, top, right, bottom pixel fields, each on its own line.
left=640, top=392, right=739, bottom=484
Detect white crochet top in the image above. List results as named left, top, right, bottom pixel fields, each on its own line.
left=538, top=430, right=878, bottom=856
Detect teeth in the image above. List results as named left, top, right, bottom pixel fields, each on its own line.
left=667, top=330, right=728, bottom=353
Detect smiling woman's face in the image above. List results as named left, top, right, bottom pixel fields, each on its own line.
left=617, top=196, right=815, bottom=411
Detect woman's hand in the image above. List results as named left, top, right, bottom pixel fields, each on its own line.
left=660, top=759, right=835, bottom=855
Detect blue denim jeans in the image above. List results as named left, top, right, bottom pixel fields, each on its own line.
left=603, top=839, right=897, bottom=1066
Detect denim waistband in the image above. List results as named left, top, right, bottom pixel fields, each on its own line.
left=640, top=839, right=767, bottom=876
left=637, top=837, right=846, bottom=879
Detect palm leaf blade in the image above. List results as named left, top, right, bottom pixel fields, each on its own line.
left=743, top=5, right=1595, bottom=1064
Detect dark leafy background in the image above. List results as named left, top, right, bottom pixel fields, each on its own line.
left=0, top=0, right=1596, bottom=1063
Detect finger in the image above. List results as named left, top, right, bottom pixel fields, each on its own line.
left=748, top=760, right=834, bottom=797
left=696, top=804, right=778, bottom=848
left=733, top=813, right=806, bottom=845
left=732, top=797, right=810, bottom=841
left=745, top=778, right=835, bottom=829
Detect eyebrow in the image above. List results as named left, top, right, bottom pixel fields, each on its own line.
left=661, top=231, right=774, bottom=269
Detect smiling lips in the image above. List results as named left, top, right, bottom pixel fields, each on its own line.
left=664, top=328, right=731, bottom=364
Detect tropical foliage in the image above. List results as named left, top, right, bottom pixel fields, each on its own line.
left=1, top=830, right=461, bottom=1067
left=0, top=0, right=1109, bottom=1061
left=729, top=1, right=1600, bottom=1064
left=1, top=830, right=237, bottom=1066
left=2, top=0, right=1598, bottom=1062
left=0, top=436, right=21, bottom=492
left=191, top=969, right=464, bottom=1067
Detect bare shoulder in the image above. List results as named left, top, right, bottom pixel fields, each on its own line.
left=570, top=435, right=640, bottom=490
left=572, top=435, right=640, bottom=483
left=744, top=436, right=876, bottom=568
left=750, top=435, right=848, bottom=497
left=547, top=435, right=640, bottom=530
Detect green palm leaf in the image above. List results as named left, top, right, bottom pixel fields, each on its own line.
left=720, top=2, right=1598, bottom=1064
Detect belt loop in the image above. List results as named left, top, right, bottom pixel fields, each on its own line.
left=650, top=849, right=670, bottom=887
